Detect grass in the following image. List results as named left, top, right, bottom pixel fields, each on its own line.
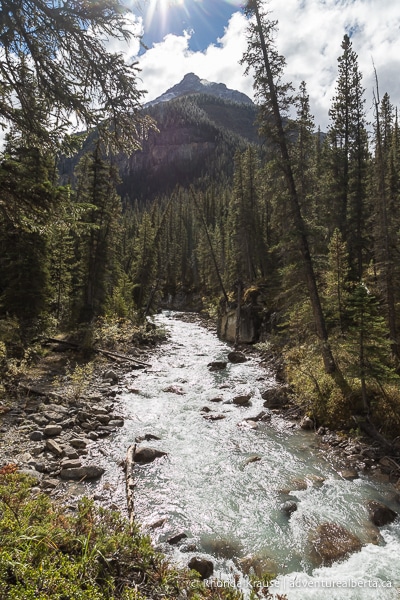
left=0, top=469, right=288, bottom=600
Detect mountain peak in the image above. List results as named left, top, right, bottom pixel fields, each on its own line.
left=145, top=73, right=253, bottom=107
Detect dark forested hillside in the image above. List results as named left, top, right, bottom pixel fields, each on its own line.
left=60, top=93, right=260, bottom=203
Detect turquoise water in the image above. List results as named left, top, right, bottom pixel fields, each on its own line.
left=98, top=312, right=400, bottom=599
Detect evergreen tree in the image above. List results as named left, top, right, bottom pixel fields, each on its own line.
left=326, top=34, right=368, bottom=278
left=73, top=145, right=122, bottom=322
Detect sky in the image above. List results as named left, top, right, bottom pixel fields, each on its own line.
left=112, top=0, right=400, bottom=130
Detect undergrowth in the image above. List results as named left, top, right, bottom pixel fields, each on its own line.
left=0, top=470, right=286, bottom=600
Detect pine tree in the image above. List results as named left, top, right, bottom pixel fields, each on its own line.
left=73, top=145, right=122, bottom=322
left=326, top=34, right=368, bottom=278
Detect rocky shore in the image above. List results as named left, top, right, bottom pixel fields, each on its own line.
left=0, top=341, right=147, bottom=509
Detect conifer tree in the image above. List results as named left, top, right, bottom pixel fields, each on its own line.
left=73, top=145, right=122, bottom=322
left=242, top=0, right=340, bottom=377
left=326, top=34, right=368, bottom=278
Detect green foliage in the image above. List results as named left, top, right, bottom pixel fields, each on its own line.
left=0, top=472, right=248, bottom=600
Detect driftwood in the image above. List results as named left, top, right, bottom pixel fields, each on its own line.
left=126, top=444, right=136, bottom=528
left=44, top=338, right=150, bottom=368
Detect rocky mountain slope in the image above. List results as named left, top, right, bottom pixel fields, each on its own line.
left=60, top=74, right=261, bottom=203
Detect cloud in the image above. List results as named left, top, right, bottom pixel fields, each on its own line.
left=136, top=12, right=254, bottom=103
left=264, top=0, right=400, bottom=127
left=130, top=0, right=400, bottom=130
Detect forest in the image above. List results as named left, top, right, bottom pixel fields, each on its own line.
left=1, top=0, right=400, bottom=446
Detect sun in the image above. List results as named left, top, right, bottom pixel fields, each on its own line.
left=145, top=0, right=187, bottom=31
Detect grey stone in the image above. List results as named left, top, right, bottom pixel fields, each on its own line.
left=69, top=438, right=89, bottom=449
left=134, top=447, right=167, bottom=465
left=60, top=458, right=82, bottom=469
left=45, top=439, right=64, bottom=456
left=44, top=424, right=63, bottom=437
left=30, top=431, right=44, bottom=441
left=367, top=501, right=398, bottom=527
left=60, top=465, right=105, bottom=480
left=41, top=478, right=60, bottom=489
left=108, top=418, right=124, bottom=427
left=103, top=370, right=119, bottom=382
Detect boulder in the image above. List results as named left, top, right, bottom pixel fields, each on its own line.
left=69, top=438, right=89, bottom=449
left=244, top=455, right=261, bottom=466
left=262, top=386, right=289, bottom=409
left=232, top=394, right=252, bottom=406
left=280, top=501, right=298, bottom=516
left=60, top=458, right=82, bottom=469
left=309, top=522, right=362, bottom=566
left=188, top=557, right=214, bottom=580
left=44, top=424, right=63, bottom=437
left=45, top=439, right=64, bottom=457
left=245, top=410, right=270, bottom=422
left=30, top=431, right=44, bottom=441
left=163, top=385, right=185, bottom=395
left=60, top=465, right=105, bottom=480
left=366, top=501, right=397, bottom=526
left=135, top=434, right=161, bottom=443
left=134, top=447, right=167, bottom=465
left=207, top=361, right=227, bottom=371
left=227, top=351, right=247, bottom=364
left=339, top=469, right=358, bottom=480
left=167, top=533, right=187, bottom=545
left=103, top=369, right=119, bottom=382
left=300, top=416, right=314, bottom=430
left=203, top=414, right=226, bottom=421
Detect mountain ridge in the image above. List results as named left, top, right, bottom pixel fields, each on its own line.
left=145, top=73, right=254, bottom=108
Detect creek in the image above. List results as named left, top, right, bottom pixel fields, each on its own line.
left=97, top=311, right=400, bottom=599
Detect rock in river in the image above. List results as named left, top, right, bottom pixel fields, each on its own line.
left=309, top=522, right=362, bottom=566
left=367, top=500, right=398, bottom=526
left=188, top=557, right=214, bottom=580
left=227, top=351, right=247, bottom=364
left=232, top=394, right=252, bottom=406
left=134, top=447, right=167, bottom=465
left=207, top=361, right=227, bottom=371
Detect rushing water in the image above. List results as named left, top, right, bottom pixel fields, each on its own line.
left=98, top=312, right=400, bottom=599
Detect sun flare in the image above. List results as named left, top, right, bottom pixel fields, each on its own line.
left=145, top=0, right=186, bottom=31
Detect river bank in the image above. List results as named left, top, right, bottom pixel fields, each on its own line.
left=1, top=311, right=400, bottom=599
left=1, top=312, right=398, bottom=506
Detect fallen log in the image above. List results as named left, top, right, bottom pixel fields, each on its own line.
left=126, top=444, right=136, bottom=529
left=43, top=338, right=150, bottom=367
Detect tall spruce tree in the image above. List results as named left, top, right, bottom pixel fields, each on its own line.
left=327, top=34, right=368, bottom=278
left=73, top=145, right=122, bottom=322
left=242, top=0, right=340, bottom=377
